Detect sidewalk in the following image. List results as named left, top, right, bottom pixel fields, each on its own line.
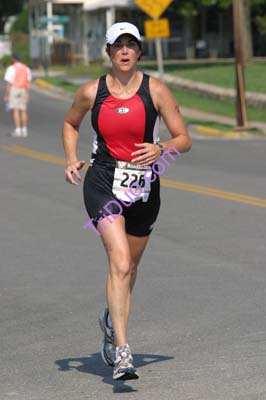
left=147, top=70, right=266, bottom=109
left=180, top=106, right=266, bottom=138
left=145, top=70, right=266, bottom=136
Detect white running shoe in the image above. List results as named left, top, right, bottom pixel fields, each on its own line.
left=11, top=129, right=21, bottom=137
left=113, top=344, right=139, bottom=380
left=99, top=308, right=115, bottom=367
left=21, top=128, right=28, bottom=137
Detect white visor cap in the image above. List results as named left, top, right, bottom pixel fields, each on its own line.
left=106, top=22, right=141, bottom=45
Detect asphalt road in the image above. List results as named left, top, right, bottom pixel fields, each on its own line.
left=0, top=82, right=266, bottom=400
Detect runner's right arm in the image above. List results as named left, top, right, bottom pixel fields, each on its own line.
left=62, top=79, right=98, bottom=185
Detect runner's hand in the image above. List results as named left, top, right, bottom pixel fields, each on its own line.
left=131, top=143, right=161, bottom=165
left=64, top=160, right=86, bottom=185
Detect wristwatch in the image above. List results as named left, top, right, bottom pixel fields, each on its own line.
left=156, top=142, right=164, bottom=156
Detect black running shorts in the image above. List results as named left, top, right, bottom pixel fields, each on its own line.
left=83, top=162, right=161, bottom=237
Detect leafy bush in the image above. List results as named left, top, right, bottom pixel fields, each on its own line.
left=10, top=7, right=28, bottom=34
left=10, top=33, right=30, bottom=65
left=0, top=54, right=12, bottom=68
left=255, top=15, right=266, bottom=37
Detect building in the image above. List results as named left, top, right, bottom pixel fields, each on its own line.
left=28, top=0, right=84, bottom=65
left=28, top=0, right=234, bottom=65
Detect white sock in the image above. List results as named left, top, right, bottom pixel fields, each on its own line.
left=22, top=127, right=28, bottom=133
left=15, top=127, right=21, bottom=134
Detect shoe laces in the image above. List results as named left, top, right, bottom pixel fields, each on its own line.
left=116, top=345, right=133, bottom=368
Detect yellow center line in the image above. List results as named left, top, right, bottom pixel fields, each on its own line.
left=1, top=145, right=265, bottom=208
left=161, top=179, right=266, bottom=208
left=0, top=145, right=66, bottom=165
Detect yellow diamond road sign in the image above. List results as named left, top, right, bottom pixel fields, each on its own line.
left=144, top=18, right=170, bottom=39
left=135, top=0, right=173, bottom=19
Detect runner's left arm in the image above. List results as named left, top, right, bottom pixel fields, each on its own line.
left=131, top=77, right=192, bottom=165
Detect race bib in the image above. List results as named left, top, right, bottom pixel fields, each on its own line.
left=112, top=161, right=152, bottom=203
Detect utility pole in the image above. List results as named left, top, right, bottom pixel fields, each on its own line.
left=155, top=36, right=164, bottom=80
left=233, top=0, right=248, bottom=128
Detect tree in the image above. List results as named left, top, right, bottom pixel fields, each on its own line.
left=169, top=0, right=265, bottom=60
left=251, top=1, right=266, bottom=37
left=10, top=6, right=29, bottom=34
left=255, top=15, right=266, bottom=37
left=0, top=0, right=25, bottom=34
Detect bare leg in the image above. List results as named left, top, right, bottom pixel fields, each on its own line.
left=21, top=110, right=28, bottom=128
left=97, top=217, right=151, bottom=347
left=98, top=216, right=132, bottom=347
left=13, top=109, right=21, bottom=129
left=127, top=233, right=150, bottom=292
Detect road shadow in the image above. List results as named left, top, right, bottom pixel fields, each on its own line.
left=55, top=352, right=174, bottom=393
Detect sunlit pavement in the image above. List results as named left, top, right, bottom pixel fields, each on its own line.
left=1, top=82, right=266, bottom=400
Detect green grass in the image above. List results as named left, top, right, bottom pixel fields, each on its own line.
left=42, top=77, right=78, bottom=93
left=184, top=118, right=234, bottom=131
left=140, top=61, right=266, bottom=93
left=49, top=60, right=266, bottom=93
left=37, top=75, right=266, bottom=123
left=171, top=88, right=266, bottom=122
left=50, top=62, right=107, bottom=78
left=38, top=60, right=266, bottom=123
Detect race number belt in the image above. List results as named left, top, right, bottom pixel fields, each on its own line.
left=112, top=161, right=152, bottom=203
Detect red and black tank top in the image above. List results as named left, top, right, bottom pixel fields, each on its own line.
left=90, top=73, right=159, bottom=165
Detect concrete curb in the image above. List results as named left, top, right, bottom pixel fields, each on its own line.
left=34, top=79, right=54, bottom=89
left=193, top=125, right=256, bottom=139
left=181, top=106, right=266, bottom=136
left=32, top=78, right=74, bottom=101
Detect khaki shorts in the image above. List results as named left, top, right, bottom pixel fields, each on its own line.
left=9, top=86, right=28, bottom=111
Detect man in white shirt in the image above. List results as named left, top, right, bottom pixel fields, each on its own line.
left=4, top=53, right=32, bottom=137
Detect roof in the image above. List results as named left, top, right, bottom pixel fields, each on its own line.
left=83, top=0, right=135, bottom=11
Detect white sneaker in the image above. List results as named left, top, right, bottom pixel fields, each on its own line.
left=21, top=128, right=28, bottom=137
left=113, top=344, right=139, bottom=380
left=99, top=308, right=115, bottom=367
left=11, top=130, right=21, bottom=137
